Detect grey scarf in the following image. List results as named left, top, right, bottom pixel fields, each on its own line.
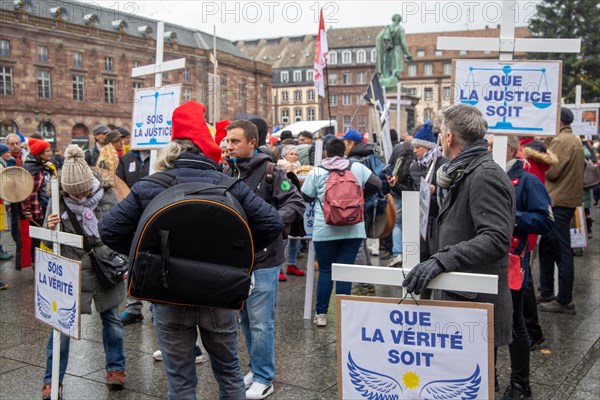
left=62, top=178, right=103, bottom=238
left=437, top=139, right=488, bottom=207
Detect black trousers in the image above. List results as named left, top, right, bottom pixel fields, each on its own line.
left=508, top=288, right=531, bottom=387
left=9, top=204, right=21, bottom=270
left=523, top=251, right=544, bottom=341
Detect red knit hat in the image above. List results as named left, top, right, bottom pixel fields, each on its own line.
left=28, top=138, right=51, bottom=157
left=171, top=101, right=221, bottom=164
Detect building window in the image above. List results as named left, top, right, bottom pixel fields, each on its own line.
left=343, top=73, right=352, bottom=85
left=343, top=115, right=351, bottom=131
left=443, top=63, right=452, bottom=75
left=280, top=71, right=289, bottom=83
left=342, top=50, right=352, bottom=64
left=133, top=82, right=143, bottom=90
left=357, top=49, right=366, bottom=64
left=443, top=86, right=451, bottom=101
left=343, top=94, right=352, bottom=106
left=328, top=74, right=337, bottom=85
left=307, top=108, right=316, bottom=121
left=459, top=50, right=468, bottom=55
left=0, top=66, right=13, bottom=96
left=294, top=89, right=302, bottom=102
left=104, top=56, right=113, bottom=71
left=281, top=90, right=289, bottom=102
left=183, top=68, right=190, bottom=81
left=424, top=63, right=433, bottom=76
left=293, top=70, right=302, bottom=82
left=162, top=71, right=168, bottom=80
left=38, top=46, right=49, bottom=62
left=72, top=51, right=83, bottom=68
left=306, top=70, right=313, bottom=81
left=0, top=40, right=9, bottom=57
left=37, top=70, right=51, bottom=99
left=357, top=72, right=366, bottom=84
left=307, top=89, right=315, bottom=101
left=435, top=50, right=443, bottom=57
left=424, top=87, right=433, bottom=101
left=408, top=64, right=417, bottom=77
left=72, top=74, right=85, bottom=101
left=407, top=86, right=417, bottom=96
left=329, top=51, right=337, bottom=65
left=417, top=50, right=425, bottom=57
left=424, top=108, right=434, bottom=121
left=104, top=78, right=116, bottom=103
left=182, top=87, right=192, bottom=102
left=281, top=109, right=290, bottom=124
left=357, top=94, right=363, bottom=104
left=134, top=60, right=142, bottom=68
left=370, top=48, right=376, bottom=63
left=294, top=108, right=302, bottom=122
left=330, top=94, right=338, bottom=106
left=37, top=121, right=56, bottom=147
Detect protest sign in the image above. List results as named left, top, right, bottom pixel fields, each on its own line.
left=570, top=207, right=588, bottom=249
left=337, top=296, right=493, bottom=400
left=34, top=248, right=81, bottom=339
left=453, top=60, right=562, bottom=136
left=131, top=84, right=182, bottom=149
left=564, top=105, right=599, bottom=137
left=419, top=179, right=431, bottom=240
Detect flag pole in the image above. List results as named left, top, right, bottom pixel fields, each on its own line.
left=325, top=64, right=332, bottom=133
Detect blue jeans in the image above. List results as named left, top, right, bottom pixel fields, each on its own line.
left=392, top=196, right=403, bottom=256
left=314, top=239, right=363, bottom=315
left=240, top=266, right=279, bottom=385
left=287, top=239, right=301, bottom=265
left=153, top=303, right=244, bottom=400
left=43, top=306, right=125, bottom=384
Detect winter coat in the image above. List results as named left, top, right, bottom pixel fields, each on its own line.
left=348, top=142, right=377, bottom=160
left=583, top=145, right=594, bottom=209
left=99, top=151, right=284, bottom=259
left=225, top=151, right=306, bottom=269
left=386, top=142, right=415, bottom=198
left=545, top=126, right=585, bottom=208
left=84, top=145, right=101, bottom=167
left=116, top=150, right=150, bottom=188
left=45, top=177, right=125, bottom=314
left=521, top=140, right=558, bottom=185
left=21, top=155, right=55, bottom=221
left=431, top=151, right=515, bottom=347
left=407, top=155, right=447, bottom=218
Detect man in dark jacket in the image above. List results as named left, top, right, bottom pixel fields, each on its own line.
left=116, top=150, right=151, bottom=189
left=99, top=101, right=283, bottom=400
left=403, top=103, right=515, bottom=349
left=225, top=120, right=305, bottom=400
left=85, top=125, right=109, bottom=166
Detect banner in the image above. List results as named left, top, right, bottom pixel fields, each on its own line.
left=131, top=84, right=182, bottom=149
left=35, top=248, right=81, bottom=339
left=337, top=296, right=494, bottom=400
left=313, top=9, right=329, bottom=97
left=453, top=60, right=562, bottom=136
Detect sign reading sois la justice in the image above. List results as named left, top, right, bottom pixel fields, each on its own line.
left=337, top=296, right=493, bottom=400
left=131, top=84, right=182, bottom=149
left=453, top=60, right=562, bottom=136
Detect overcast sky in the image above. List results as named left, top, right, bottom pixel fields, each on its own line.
left=80, top=1, right=540, bottom=41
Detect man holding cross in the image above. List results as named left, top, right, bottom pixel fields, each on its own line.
left=403, top=104, right=515, bottom=349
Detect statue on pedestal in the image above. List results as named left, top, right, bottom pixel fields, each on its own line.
left=376, top=14, right=413, bottom=88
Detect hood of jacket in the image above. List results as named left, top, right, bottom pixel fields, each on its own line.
left=226, top=149, right=271, bottom=179
left=23, top=154, right=44, bottom=175
left=348, top=142, right=376, bottom=159
left=523, top=146, right=558, bottom=167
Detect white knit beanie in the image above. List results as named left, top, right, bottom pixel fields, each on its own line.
left=61, top=145, right=94, bottom=195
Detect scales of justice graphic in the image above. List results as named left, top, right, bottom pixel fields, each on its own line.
left=459, top=64, right=553, bottom=132
left=134, top=88, right=178, bottom=146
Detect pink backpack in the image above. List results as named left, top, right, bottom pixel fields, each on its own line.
left=321, top=166, right=364, bottom=226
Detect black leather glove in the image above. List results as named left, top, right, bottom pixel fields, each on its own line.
left=402, top=258, right=445, bottom=295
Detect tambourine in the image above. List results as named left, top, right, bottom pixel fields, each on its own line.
left=0, top=166, right=35, bottom=203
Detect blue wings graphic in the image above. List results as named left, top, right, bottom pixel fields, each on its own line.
left=57, top=302, right=77, bottom=330
left=420, top=364, right=481, bottom=400
left=37, top=288, right=52, bottom=319
left=347, top=352, right=403, bottom=400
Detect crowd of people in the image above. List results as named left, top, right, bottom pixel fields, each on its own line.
left=0, top=101, right=598, bottom=400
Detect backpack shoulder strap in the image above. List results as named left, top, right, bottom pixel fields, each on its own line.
left=141, top=171, right=178, bottom=188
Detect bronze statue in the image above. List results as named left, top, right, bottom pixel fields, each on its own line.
left=376, top=14, right=412, bottom=88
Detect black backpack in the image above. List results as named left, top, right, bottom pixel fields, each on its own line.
left=127, top=171, right=255, bottom=309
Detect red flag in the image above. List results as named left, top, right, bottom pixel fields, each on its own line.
left=313, top=9, right=329, bottom=97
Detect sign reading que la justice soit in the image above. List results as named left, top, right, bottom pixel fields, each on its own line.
left=337, top=296, right=494, bottom=400
left=453, top=60, right=562, bottom=136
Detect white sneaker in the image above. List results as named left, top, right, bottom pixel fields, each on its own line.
left=313, top=313, right=327, bottom=327
left=246, top=382, right=274, bottom=399
left=244, top=372, right=254, bottom=389
left=152, top=349, right=204, bottom=364
left=387, top=255, right=403, bottom=268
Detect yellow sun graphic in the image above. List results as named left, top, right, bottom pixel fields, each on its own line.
left=52, top=301, right=58, bottom=312
left=402, top=371, right=420, bottom=390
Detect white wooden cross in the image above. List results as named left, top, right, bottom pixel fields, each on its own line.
left=29, top=178, right=83, bottom=400
left=131, top=21, right=186, bottom=173
left=437, top=0, right=581, bottom=170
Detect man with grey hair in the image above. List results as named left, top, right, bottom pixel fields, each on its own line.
left=403, top=104, right=515, bottom=350
left=84, top=125, right=110, bottom=166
